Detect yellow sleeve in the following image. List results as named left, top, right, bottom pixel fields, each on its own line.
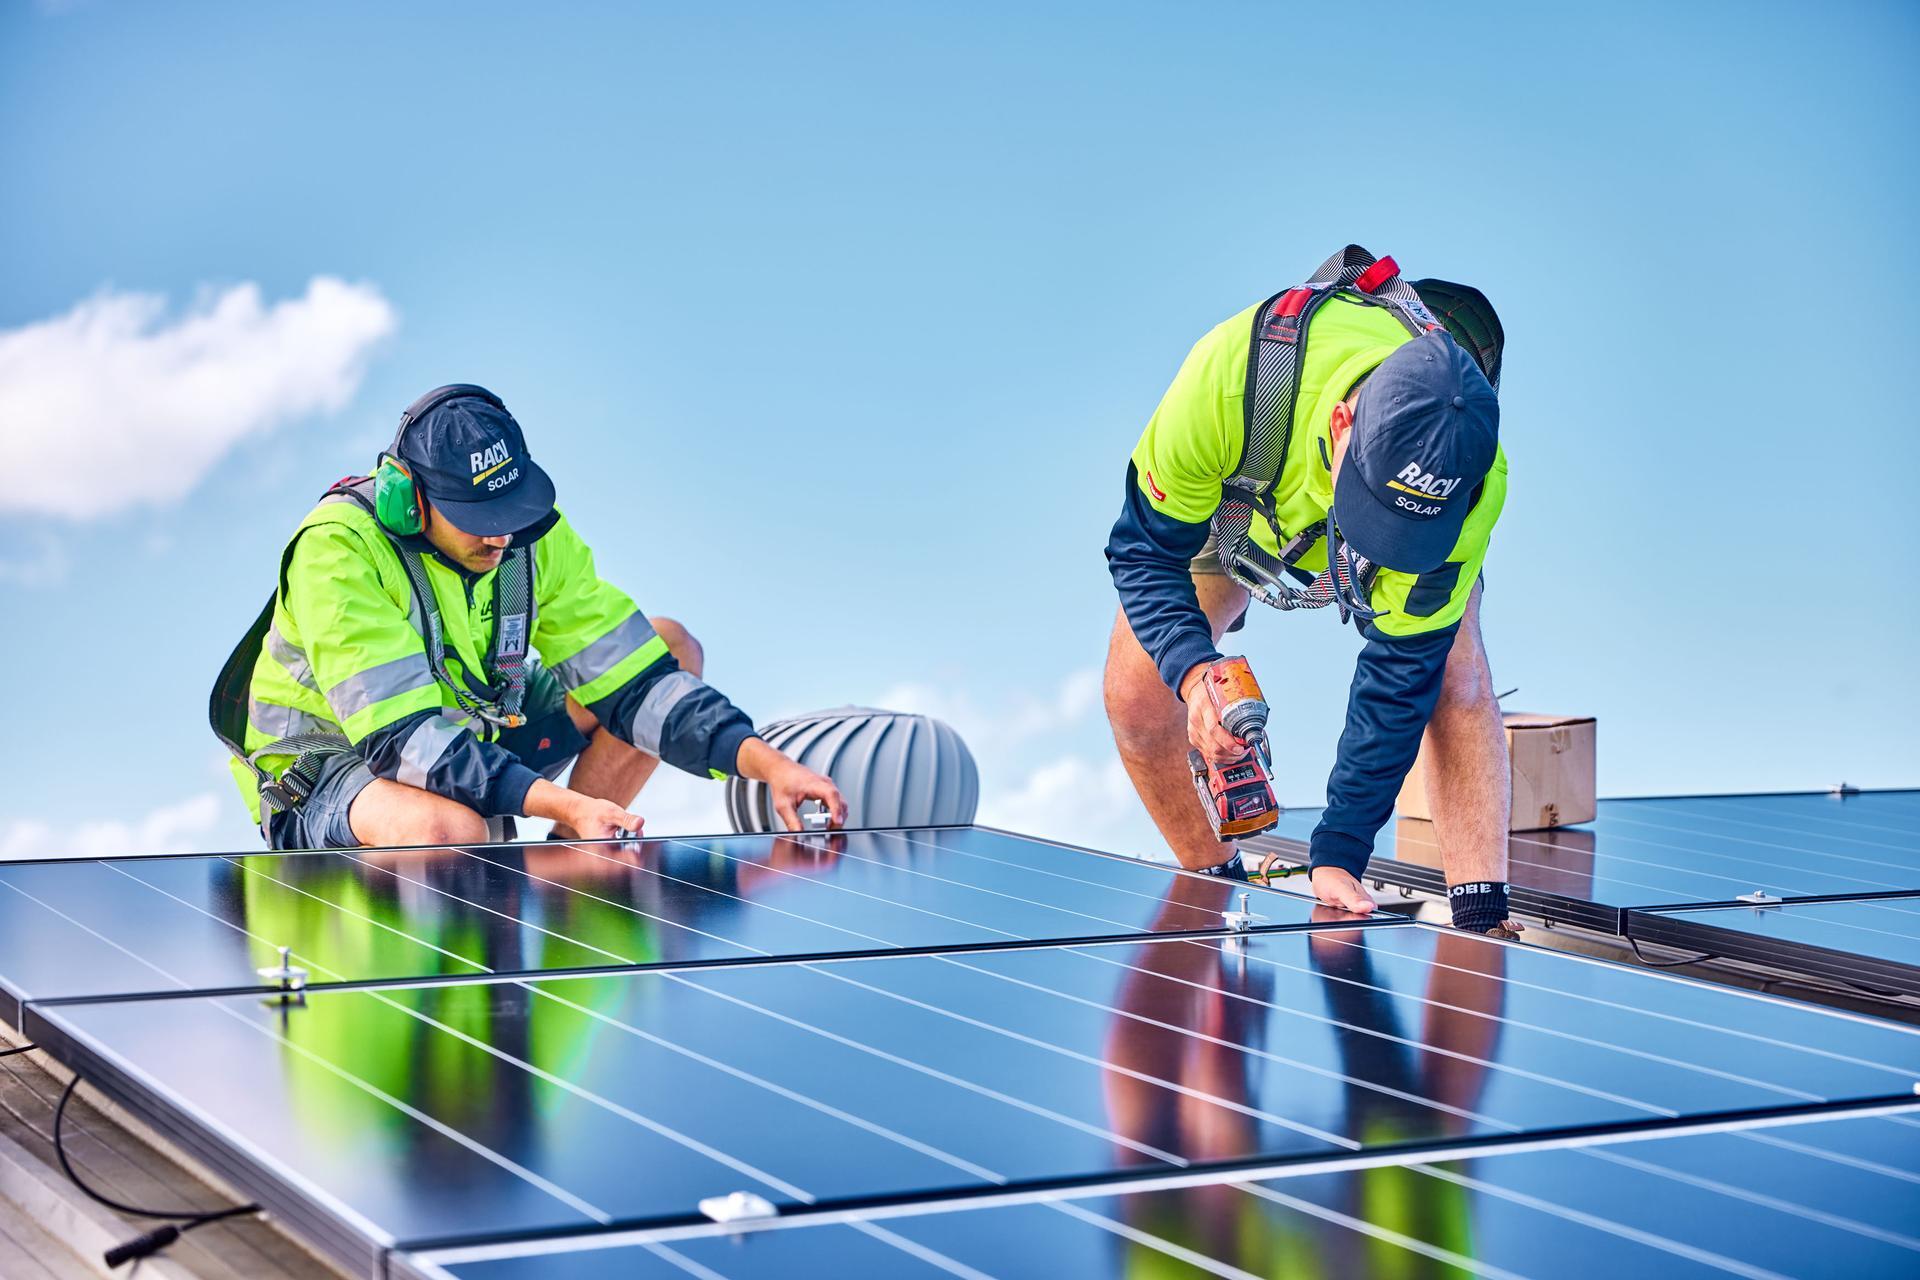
left=282, top=523, right=443, bottom=741
left=1367, top=447, right=1507, bottom=638
left=1126, top=306, right=1256, bottom=524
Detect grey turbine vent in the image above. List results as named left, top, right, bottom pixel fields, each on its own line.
left=724, top=707, right=978, bottom=832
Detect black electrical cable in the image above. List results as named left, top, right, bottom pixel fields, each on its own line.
left=0, top=1043, right=38, bottom=1058
left=52, top=1074, right=260, bottom=1268
left=1626, top=936, right=1717, bottom=968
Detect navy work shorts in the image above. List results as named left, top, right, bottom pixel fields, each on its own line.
left=265, top=663, right=592, bottom=850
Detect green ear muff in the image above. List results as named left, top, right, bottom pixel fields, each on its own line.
left=373, top=454, right=424, bottom=536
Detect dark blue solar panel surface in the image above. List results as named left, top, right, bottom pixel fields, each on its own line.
left=25, top=922, right=1919, bottom=1255
left=1255, top=790, right=1920, bottom=931
left=0, top=827, right=1326, bottom=1017
left=406, top=1111, right=1920, bottom=1280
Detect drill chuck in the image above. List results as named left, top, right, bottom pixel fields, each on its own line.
left=1219, top=699, right=1268, bottom=744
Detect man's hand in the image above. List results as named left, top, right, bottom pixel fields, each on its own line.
left=1309, top=866, right=1377, bottom=915
left=564, top=796, right=646, bottom=841
left=525, top=778, right=643, bottom=842
left=1180, top=661, right=1249, bottom=765
left=736, top=738, right=849, bottom=832
left=765, top=760, right=847, bottom=832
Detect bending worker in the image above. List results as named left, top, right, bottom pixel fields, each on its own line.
left=213, top=383, right=845, bottom=849
left=1104, top=246, right=1519, bottom=936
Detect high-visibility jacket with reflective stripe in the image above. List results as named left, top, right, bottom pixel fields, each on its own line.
left=1104, top=292, right=1508, bottom=879
left=229, top=500, right=755, bottom=824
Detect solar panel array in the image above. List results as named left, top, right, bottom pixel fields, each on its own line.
left=1252, top=790, right=1920, bottom=933
left=1, top=817, right=1915, bottom=1278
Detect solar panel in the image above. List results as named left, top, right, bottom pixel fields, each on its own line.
left=400, top=1111, right=1920, bottom=1280
left=20, top=920, right=1916, bottom=1273
left=1629, top=894, right=1920, bottom=996
left=0, top=826, right=1326, bottom=1019
left=1250, top=790, right=1920, bottom=933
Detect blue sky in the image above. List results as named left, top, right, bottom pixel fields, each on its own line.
left=2, top=0, right=1915, bottom=859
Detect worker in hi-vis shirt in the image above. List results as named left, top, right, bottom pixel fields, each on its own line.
left=212, top=384, right=845, bottom=849
left=1103, top=246, right=1520, bottom=936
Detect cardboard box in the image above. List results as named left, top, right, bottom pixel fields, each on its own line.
left=1395, top=713, right=1595, bottom=831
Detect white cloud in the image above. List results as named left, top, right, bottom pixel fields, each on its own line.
left=872, top=666, right=1165, bottom=858
left=977, top=752, right=1161, bottom=858
left=875, top=666, right=1104, bottom=762
left=0, top=277, right=396, bottom=520
left=0, top=793, right=224, bottom=862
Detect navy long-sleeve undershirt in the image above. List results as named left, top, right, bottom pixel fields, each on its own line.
left=1104, top=464, right=1456, bottom=878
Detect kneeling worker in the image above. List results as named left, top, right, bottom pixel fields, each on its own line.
left=1104, top=247, right=1518, bottom=936
left=214, top=383, right=845, bottom=848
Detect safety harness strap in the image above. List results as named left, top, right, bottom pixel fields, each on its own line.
left=1212, top=245, right=1442, bottom=619
left=320, top=478, right=536, bottom=731
left=209, top=478, right=539, bottom=822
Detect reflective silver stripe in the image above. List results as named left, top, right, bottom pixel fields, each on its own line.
left=628, top=670, right=703, bottom=756
left=264, top=623, right=319, bottom=691
left=552, top=611, right=658, bottom=691
left=249, top=697, right=335, bottom=739
left=325, top=652, right=437, bottom=721
left=395, top=712, right=470, bottom=789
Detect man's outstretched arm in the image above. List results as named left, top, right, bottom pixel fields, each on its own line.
left=533, top=514, right=845, bottom=826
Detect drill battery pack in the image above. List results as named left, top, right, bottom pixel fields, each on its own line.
left=1189, top=748, right=1280, bottom=840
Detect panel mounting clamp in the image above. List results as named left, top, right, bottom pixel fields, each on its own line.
left=700, top=1190, right=778, bottom=1224
left=257, top=946, right=308, bottom=996
left=1735, top=890, right=1782, bottom=907
left=1221, top=892, right=1265, bottom=932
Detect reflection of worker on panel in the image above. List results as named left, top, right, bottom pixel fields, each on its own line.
left=1102, top=877, right=1506, bottom=1271
left=227, top=834, right=850, bottom=983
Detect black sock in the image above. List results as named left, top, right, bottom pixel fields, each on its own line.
left=1195, top=853, right=1250, bottom=881
left=1448, top=881, right=1509, bottom=932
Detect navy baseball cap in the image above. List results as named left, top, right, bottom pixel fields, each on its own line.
left=400, top=390, right=556, bottom=537
left=1332, top=331, right=1498, bottom=575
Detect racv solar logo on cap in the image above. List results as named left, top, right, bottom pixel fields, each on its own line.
left=470, top=439, right=518, bottom=491
left=1386, top=461, right=1463, bottom=517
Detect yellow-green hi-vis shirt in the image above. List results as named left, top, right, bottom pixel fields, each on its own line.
left=1104, top=290, right=1508, bottom=878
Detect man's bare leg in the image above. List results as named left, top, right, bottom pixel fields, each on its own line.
left=552, top=616, right=705, bottom=838
left=1419, top=585, right=1519, bottom=929
left=348, top=778, right=489, bottom=848
left=1104, top=575, right=1254, bottom=871
left=1104, top=575, right=1373, bottom=913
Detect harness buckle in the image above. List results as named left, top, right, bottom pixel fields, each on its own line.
left=277, top=766, right=315, bottom=806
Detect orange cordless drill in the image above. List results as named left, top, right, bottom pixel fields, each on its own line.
left=1187, top=656, right=1281, bottom=840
